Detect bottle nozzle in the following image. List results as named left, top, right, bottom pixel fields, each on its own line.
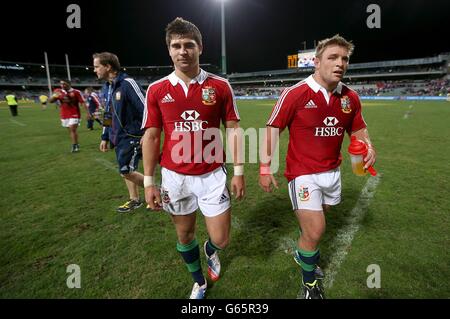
left=367, top=166, right=377, bottom=176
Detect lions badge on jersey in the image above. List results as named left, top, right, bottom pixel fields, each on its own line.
left=202, top=86, right=216, bottom=105
left=115, top=91, right=121, bottom=101
left=341, top=96, right=352, bottom=113
left=298, top=186, right=310, bottom=201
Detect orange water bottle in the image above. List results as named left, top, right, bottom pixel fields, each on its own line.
left=347, top=136, right=377, bottom=176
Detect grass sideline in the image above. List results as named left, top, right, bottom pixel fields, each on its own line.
left=0, top=100, right=449, bottom=298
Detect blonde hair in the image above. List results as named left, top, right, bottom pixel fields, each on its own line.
left=315, top=34, right=354, bottom=58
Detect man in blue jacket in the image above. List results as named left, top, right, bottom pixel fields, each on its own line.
left=93, top=52, right=146, bottom=213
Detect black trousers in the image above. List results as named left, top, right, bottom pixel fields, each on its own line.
left=9, top=105, right=18, bottom=116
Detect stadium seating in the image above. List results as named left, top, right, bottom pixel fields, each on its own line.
left=1, top=54, right=449, bottom=100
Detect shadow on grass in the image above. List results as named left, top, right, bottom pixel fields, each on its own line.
left=216, top=182, right=364, bottom=297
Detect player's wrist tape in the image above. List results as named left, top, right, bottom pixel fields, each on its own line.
left=234, top=165, right=244, bottom=176
left=259, top=165, right=271, bottom=175
left=143, top=176, right=155, bottom=188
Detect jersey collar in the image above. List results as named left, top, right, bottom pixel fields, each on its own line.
left=305, top=75, right=343, bottom=95
left=168, top=68, right=208, bottom=86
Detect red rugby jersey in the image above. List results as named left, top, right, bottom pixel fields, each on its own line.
left=142, top=69, right=240, bottom=175
left=267, top=75, right=367, bottom=181
left=54, top=88, right=85, bottom=119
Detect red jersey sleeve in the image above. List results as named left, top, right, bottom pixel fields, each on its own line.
left=75, top=90, right=85, bottom=104
left=266, top=87, right=299, bottom=129
left=142, top=85, right=162, bottom=129
left=349, top=94, right=367, bottom=133
left=221, top=81, right=240, bottom=124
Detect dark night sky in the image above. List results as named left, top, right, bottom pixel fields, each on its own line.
left=1, top=0, right=450, bottom=73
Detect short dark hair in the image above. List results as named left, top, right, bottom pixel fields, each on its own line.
left=60, top=79, right=71, bottom=85
left=92, top=52, right=121, bottom=72
left=165, top=17, right=202, bottom=47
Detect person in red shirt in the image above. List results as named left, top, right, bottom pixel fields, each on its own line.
left=259, top=35, right=377, bottom=299
left=49, top=80, right=87, bottom=152
left=141, top=17, right=245, bottom=299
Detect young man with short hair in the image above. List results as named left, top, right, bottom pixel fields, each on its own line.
left=48, top=80, right=86, bottom=153
left=141, top=17, right=245, bottom=299
left=259, top=35, right=377, bottom=299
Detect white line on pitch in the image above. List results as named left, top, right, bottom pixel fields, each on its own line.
left=403, top=105, right=414, bottom=119
left=9, top=119, right=26, bottom=126
left=95, top=158, right=117, bottom=171
left=322, top=174, right=381, bottom=291
left=231, top=215, right=243, bottom=231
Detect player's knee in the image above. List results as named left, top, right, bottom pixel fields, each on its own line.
left=302, top=229, right=324, bottom=244
left=212, top=235, right=230, bottom=250
left=178, top=232, right=196, bottom=245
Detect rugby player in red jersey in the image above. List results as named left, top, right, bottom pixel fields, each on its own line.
left=259, top=35, right=377, bottom=299
left=141, top=18, right=245, bottom=299
left=49, top=80, right=86, bottom=152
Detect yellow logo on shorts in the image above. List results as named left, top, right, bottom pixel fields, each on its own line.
left=115, top=91, right=121, bottom=100
left=298, top=186, right=310, bottom=201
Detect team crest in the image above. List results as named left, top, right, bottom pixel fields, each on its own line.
left=161, top=189, right=170, bottom=204
left=115, top=91, right=121, bottom=100
left=341, top=96, right=352, bottom=113
left=201, top=86, right=216, bottom=105
left=298, top=186, right=310, bottom=201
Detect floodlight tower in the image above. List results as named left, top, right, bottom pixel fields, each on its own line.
left=219, top=0, right=227, bottom=75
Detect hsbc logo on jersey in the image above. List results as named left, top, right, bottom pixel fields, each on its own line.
left=175, top=110, right=208, bottom=132
left=323, top=117, right=339, bottom=126
left=315, top=116, right=344, bottom=137
left=181, top=110, right=200, bottom=121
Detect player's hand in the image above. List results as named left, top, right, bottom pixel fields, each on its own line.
left=145, top=186, right=162, bottom=210
left=364, top=146, right=376, bottom=169
left=259, top=174, right=279, bottom=193
left=230, top=175, right=245, bottom=200
left=99, top=140, right=109, bottom=152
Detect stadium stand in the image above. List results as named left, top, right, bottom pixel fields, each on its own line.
left=1, top=54, right=449, bottom=100
left=227, top=53, right=450, bottom=98
left=0, top=61, right=219, bottom=101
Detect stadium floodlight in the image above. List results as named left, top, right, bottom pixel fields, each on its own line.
left=217, top=0, right=227, bottom=75
left=65, top=54, right=71, bottom=81
left=44, top=52, right=52, bottom=96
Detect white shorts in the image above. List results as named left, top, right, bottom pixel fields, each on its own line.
left=288, top=168, right=341, bottom=211
left=161, top=166, right=231, bottom=217
left=61, top=118, right=80, bottom=127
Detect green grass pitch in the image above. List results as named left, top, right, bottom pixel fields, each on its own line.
left=0, top=99, right=449, bottom=298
